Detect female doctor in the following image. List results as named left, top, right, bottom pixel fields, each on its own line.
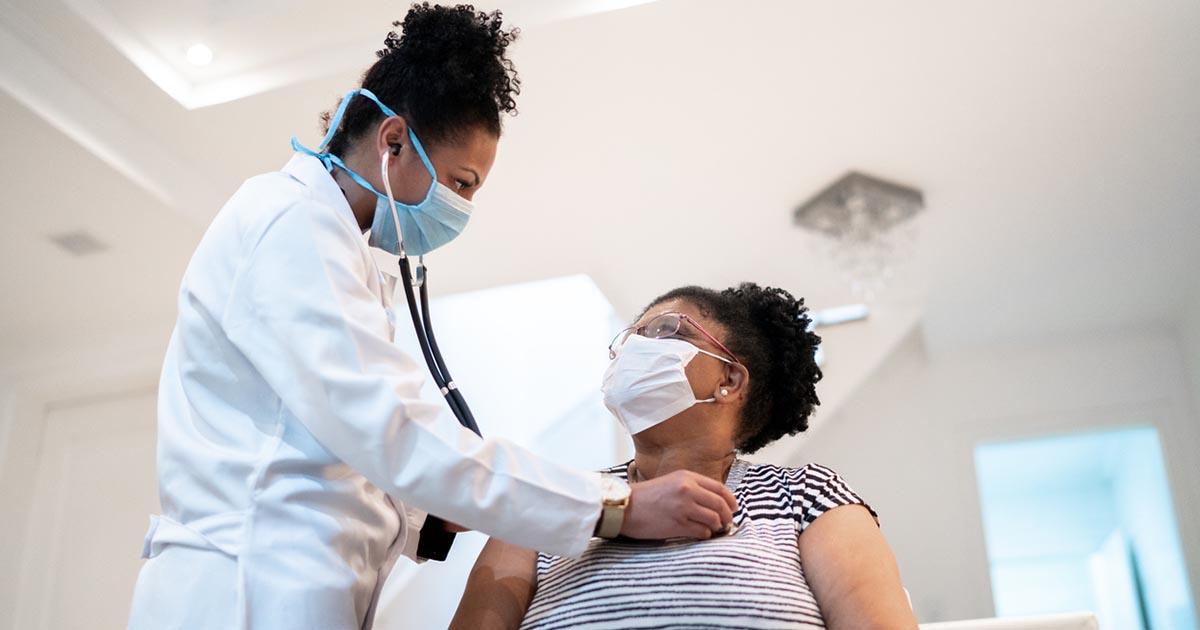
left=128, top=5, right=736, bottom=630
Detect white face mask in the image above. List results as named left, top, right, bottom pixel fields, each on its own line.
left=601, top=334, right=732, bottom=435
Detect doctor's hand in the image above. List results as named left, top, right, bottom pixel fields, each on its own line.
left=621, top=470, right=738, bottom=540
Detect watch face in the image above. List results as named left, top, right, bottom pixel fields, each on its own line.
left=601, top=475, right=631, bottom=503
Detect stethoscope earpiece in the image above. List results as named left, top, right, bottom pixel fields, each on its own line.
left=390, top=144, right=402, bottom=156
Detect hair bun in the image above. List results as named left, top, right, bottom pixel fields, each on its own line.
left=383, top=3, right=514, bottom=61
left=321, top=3, right=521, bottom=156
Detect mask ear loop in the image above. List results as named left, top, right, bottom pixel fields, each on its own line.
left=379, top=149, right=407, bottom=260
left=713, top=359, right=748, bottom=406
left=693, top=348, right=738, bottom=404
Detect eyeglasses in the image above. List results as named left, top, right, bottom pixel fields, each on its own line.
left=608, top=311, right=741, bottom=363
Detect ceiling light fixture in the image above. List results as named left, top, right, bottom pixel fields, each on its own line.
left=794, top=171, right=925, bottom=302
left=185, top=43, right=213, bottom=67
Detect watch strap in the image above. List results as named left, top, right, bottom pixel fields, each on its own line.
left=596, top=502, right=625, bottom=538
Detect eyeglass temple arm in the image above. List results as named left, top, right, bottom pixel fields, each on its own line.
left=680, top=314, right=741, bottom=364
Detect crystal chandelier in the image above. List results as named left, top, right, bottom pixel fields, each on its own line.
left=793, top=171, right=925, bottom=302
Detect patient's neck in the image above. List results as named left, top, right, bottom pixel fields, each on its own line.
left=631, top=432, right=736, bottom=485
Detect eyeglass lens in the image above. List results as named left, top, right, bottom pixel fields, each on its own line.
left=609, top=313, right=684, bottom=357
left=642, top=313, right=682, bottom=339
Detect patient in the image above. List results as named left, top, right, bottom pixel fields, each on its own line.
left=451, top=283, right=917, bottom=629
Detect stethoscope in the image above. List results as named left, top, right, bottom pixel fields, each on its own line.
left=395, top=256, right=481, bottom=437
left=378, top=145, right=481, bottom=438
left=379, top=148, right=479, bottom=561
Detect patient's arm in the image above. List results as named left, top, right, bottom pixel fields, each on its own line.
left=450, top=538, right=538, bottom=630
left=800, top=504, right=918, bottom=630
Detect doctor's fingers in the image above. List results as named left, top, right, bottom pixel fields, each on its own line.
left=691, top=475, right=738, bottom=513
left=682, top=505, right=725, bottom=539
left=689, top=481, right=735, bottom=526
left=691, top=489, right=734, bottom=528
left=656, top=470, right=735, bottom=526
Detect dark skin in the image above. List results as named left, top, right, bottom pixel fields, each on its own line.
left=452, top=298, right=917, bottom=630
left=333, top=116, right=497, bottom=231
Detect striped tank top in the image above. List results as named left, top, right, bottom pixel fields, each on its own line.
left=520, top=460, right=876, bottom=630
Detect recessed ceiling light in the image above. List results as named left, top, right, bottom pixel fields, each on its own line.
left=186, top=43, right=213, bottom=67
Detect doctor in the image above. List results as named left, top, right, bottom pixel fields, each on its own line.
left=128, top=4, right=736, bottom=630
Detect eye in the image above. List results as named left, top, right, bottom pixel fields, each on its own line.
left=454, top=179, right=471, bottom=192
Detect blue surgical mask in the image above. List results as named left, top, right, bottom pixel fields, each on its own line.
left=291, top=88, right=473, bottom=257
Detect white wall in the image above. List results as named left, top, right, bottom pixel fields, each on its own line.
left=11, top=389, right=159, bottom=630
left=0, top=382, right=13, bottom=470
left=0, top=380, right=48, bottom=626
left=778, top=326, right=1200, bottom=624
left=0, top=354, right=163, bottom=629
left=0, top=379, right=17, bottom=623
left=1184, top=289, right=1200, bottom=437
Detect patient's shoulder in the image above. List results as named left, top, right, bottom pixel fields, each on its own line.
left=740, top=460, right=844, bottom=483
left=742, top=461, right=878, bottom=529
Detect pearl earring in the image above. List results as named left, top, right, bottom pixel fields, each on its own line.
left=720, top=388, right=729, bottom=396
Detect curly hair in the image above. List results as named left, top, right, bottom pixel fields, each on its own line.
left=321, top=3, right=520, bottom=156
left=641, top=283, right=823, bottom=454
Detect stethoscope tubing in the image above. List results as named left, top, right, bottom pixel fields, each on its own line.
left=396, top=255, right=483, bottom=437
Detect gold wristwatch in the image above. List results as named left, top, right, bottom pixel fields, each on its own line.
left=595, top=474, right=632, bottom=538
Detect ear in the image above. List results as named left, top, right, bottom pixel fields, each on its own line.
left=716, top=362, right=749, bottom=404
left=376, top=115, right=410, bottom=157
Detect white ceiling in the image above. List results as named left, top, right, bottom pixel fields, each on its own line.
left=1, top=0, right=1198, bottom=391
left=55, top=0, right=659, bottom=108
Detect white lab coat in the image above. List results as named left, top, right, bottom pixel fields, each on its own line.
left=128, top=154, right=602, bottom=630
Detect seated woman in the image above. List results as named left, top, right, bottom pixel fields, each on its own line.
left=451, top=283, right=916, bottom=630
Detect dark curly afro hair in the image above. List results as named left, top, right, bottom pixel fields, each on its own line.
left=641, top=283, right=823, bottom=454
left=322, top=3, right=520, bottom=156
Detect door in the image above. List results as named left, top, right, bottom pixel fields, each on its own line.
left=12, top=389, right=158, bottom=630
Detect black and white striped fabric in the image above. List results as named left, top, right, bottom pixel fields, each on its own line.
left=520, top=460, right=877, bottom=630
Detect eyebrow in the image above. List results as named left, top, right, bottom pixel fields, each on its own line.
left=463, top=168, right=481, bottom=187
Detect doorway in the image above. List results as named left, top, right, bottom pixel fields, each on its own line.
left=974, top=426, right=1196, bottom=630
